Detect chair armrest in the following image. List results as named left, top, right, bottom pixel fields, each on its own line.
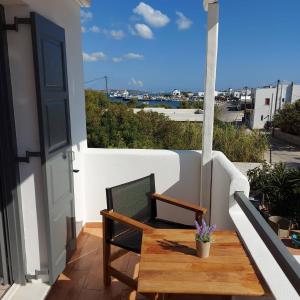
left=151, top=193, right=207, bottom=215
left=100, top=209, right=153, bottom=232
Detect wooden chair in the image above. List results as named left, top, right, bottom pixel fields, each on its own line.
left=100, top=174, right=207, bottom=289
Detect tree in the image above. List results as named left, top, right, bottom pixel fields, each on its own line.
left=127, top=98, right=138, bottom=108
left=273, top=99, right=300, bottom=136
left=85, top=89, right=109, bottom=147
left=179, top=100, right=190, bottom=109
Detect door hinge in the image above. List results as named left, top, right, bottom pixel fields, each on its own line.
left=25, top=269, right=49, bottom=281
left=1, top=17, right=31, bottom=31
left=16, top=151, right=41, bottom=163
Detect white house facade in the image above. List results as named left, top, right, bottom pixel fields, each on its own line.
left=286, top=82, right=300, bottom=104
left=248, top=84, right=289, bottom=129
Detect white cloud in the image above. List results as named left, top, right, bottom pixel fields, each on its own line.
left=110, top=30, right=125, bottom=40
left=133, top=2, right=170, bottom=28
left=80, top=10, right=93, bottom=23
left=134, top=23, right=153, bottom=39
left=113, top=52, right=144, bottom=63
left=129, top=78, right=144, bottom=87
left=89, top=25, right=101, bottom=33
left=176, top=11, right=192, bottom=30
left=124, top=53, right=144, bottom=60
left=112, top=57, right=124, bottom=63
left=81, top=26, right=86, bottom=33
left=83, top=51, right=107, bottom=62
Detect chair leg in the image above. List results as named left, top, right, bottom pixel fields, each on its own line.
left=102, top=217, right=111, bottom=287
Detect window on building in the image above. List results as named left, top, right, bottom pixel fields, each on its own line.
left=282, top=98, right=285, bottom=102
left=265, top=98, right=270, bottom=105
left=261, top=115, right=264, bottom=121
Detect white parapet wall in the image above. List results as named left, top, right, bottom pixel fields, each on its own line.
left=83, top=149, right=251, bottom=229
left=84, top=149, right=202, bottom=224
left=211, top=151, right=250, bottom=229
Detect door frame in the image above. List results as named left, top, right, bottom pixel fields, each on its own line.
left=0, top=4, right=26, bottom=285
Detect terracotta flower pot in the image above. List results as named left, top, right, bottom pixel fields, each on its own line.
left=268, top=216, right=291, bottom=238
left=196, top=240, right=211, bottom=258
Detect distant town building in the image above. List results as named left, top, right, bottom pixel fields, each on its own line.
left=246, top=83, right=300, bottom=129
left=198, top=91, right=205, bottom=97
left=233, top=91, right=241, bottom=98
left=286, top=82, right=300, bottom=104
left=172, top=89, right=181, bottom=97
left=122, top=90, right=129, bottom=98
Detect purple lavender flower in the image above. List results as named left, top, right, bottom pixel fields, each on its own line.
left=194, top=220, right=202, bottom=235
left=207, top=224, right=217, bottom=235
left=195, top=219, right=216, bottom=243
left=201, top=219, right=207, bottom=236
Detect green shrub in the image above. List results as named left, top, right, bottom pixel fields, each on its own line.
left=247, top=162, right=300, bottom=224
left=273, top=99, right=300, bottom=136
left=85, top=90, right=268, bottom=162
left=213, top=122, right=268, bottom=162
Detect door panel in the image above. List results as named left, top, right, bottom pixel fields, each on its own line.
left=46, top=100, right=69, bottom=152
left=30, top=12, right=76, bottom=284
left=0, top=5, right=26, bottom=285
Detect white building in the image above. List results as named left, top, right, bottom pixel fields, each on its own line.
left=172, top=89, right=181, bottom=97
left=248, top=84, right=289, bottom=129
left=234, top=91, right=241, bottom=98
left=286, top=82, right=300, bottom=104
left=122, top=89, right=129, bottom=98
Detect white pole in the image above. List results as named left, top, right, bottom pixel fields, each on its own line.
left=201, top=0, right=219, bottom=222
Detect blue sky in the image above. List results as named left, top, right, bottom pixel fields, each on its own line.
left=81, top=0, right=300, bottom=92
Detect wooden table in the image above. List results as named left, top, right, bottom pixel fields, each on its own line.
left=138, top=229, right=268, bottom=299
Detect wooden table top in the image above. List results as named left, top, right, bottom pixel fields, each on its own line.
left=138, top=229, right=269, bottom=296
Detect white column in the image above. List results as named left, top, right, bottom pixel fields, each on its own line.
left=201, top=0, right=219, bottom=222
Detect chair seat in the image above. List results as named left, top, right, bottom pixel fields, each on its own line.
left=110, top=218, right=193, bottom=253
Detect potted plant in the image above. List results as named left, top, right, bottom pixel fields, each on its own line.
left=195, top=219, right=216, bottom=258
left=268, top=216, right=291, bottom=238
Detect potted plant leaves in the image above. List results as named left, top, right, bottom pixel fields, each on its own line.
left=194, top=219, right=216, bottom=258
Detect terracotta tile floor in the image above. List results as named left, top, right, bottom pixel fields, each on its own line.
left=46, top=226, right=230, bottom=300
left=0, top=284, right=10, bottom=298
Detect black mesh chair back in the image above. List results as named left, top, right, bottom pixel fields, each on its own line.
left=106, top=174, right=156, bottom=241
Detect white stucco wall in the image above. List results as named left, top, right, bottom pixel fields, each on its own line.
left=252, top=87, right=275, bottom=129
left=290, top=84, right=300, bottom=103
left=2, top=0, right=87, bottom=275
left=84, top=149, right=202, bottom=225
left=211, top=151, right=250, bottom=229
left=252, top=85, right=289, bottom=129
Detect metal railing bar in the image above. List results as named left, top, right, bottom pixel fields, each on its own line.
left=234, top=191, right=300, bottom=295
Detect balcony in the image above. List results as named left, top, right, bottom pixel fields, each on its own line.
left=0, top=1, right=299, bottom=299
left=44, top=148, right=299, bottom=300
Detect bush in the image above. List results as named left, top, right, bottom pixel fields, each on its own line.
left=273, top=99, right=300, bottom=136
left=213, top=122, right=268, bottom=162
left=247, top=162, right=300, bottom=225
left=85, top=90, right=268, bottom=162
